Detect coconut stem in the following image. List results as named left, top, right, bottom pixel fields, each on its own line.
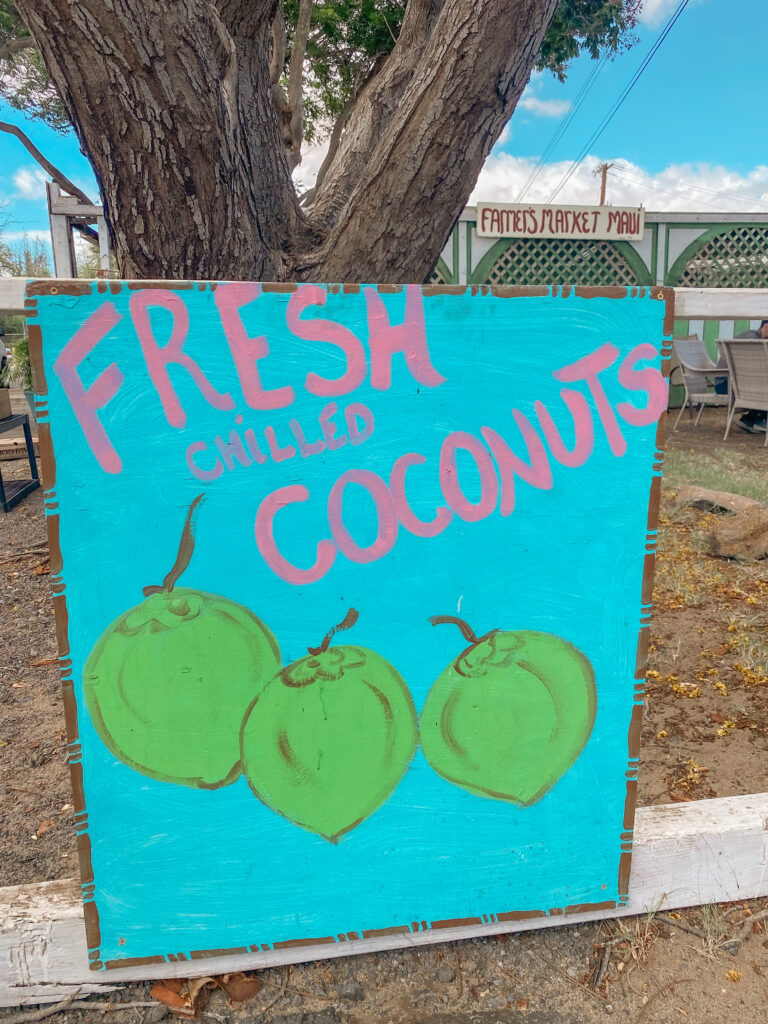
left=143, top=494, right=205, bottom=597
left=308, top=607, right=359, bottom=656
left=429, top=615, right=481, bottom=645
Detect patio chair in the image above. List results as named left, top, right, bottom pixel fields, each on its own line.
left=719, top=338, right=768, bottom=447
left=672, top=338, right=730, bottom=431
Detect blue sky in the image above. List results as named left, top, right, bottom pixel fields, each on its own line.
left=1, top=0, right=767, bottom=251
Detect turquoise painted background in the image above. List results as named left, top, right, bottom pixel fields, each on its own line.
left=34, top=284, right=667, bottom=966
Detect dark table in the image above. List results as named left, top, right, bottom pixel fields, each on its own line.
left=0, top=413, right=40, bottom=512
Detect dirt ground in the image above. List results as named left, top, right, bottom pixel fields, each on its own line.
left=2, top=398, right=768, bottom=1022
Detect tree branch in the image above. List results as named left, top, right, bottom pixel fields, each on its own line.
left=286, top=0, right=313, bottom=170
left=0, top=119, right=94, bottom=205
left=305, top=0, right=446, bottom=230
left=269, top=5, right=286, bottom=86
left=302, top=92, right=354, bottom=203
left=302, top=0, right=561, bottom=282
left=0, top=35, right=36, bottom=59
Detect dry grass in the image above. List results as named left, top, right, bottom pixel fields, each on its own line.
left=663, top=448, right=768, bottom=503
left=653, top=503, right=728, bottom=610
left=699, top=904, right=730, bottom=958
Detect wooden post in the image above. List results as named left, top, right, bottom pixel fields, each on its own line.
left=595, top=162, right=615, bottom=206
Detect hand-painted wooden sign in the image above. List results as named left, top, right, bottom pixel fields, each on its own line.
left=26, top=280, right=671, bottom=971
left=476, top=203, right=645, bottom=240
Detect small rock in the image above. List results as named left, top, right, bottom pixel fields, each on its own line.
left=144, top=1005, right=168, bottom=1023
left=338, top=981, right=364, bottom=1001
left=708, top=505, right=768, bottom=560
left=437, top=964, right=455, bottom=983
left=304, top=1012, right=342, bottom=1024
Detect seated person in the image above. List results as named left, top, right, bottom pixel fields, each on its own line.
left=735, top=320, right=768, bottom=433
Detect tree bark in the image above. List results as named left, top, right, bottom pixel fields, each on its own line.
left=16, top=0, right=559, bottom=284
left=306, top=0, right=446, bottom=232
left=306, top=0, right=560, bottom=281
left=17, top=0, right=307, bottom=279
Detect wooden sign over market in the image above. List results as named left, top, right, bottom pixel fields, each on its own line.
left=477, top=202, right=645, bottom=240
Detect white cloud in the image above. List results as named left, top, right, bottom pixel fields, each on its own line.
left=13, top=167, right=49, bottom=200
left=517, top=95, right=572, bottom=118
left=516, top=76, right=572, bottom=120
left=294, top=117, right=768, bottom=216
left=638, top=0, right=677, bottom=24
left=293, top=143, right=330, bottom=195
left=3, top=229, right=50, bottom=242
left=638, top=0, right=703, bottom=26
left=469, top=153, right=768, bottom=213
left=492, top=123, right=513, bottom=153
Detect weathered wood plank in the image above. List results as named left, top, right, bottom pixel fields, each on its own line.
left=2, top=795, right=767, bottom=1007
left=0, top=278, right=27, bottom=315
left=673, top=288, right=768, bottom=320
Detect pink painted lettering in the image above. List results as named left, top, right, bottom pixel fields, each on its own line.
left=481, top=412, right=553, bottom=517
left=214, top=282, right=294, bottom=411
left=130, top=290, right=234, bottom=428
left=366, top=285, right=445, bottom=391
left=390, top=453, right=453, bottom=538
left=215, top=430, right=252, bottom=471
left=53, top=303, right=125, bottom=474
left=286, top=285, right=367, bottom=397
left=186, top=441, right=223, bottom=482
left=554, top=342, right=627, bottom=457
left=616, top=343, right=668, bottom=426
left=535, top=390, right=595, bottom=468
left=328, top=469, right=398, bottom=564
left=255, top=485, right=336, bottom=585
left=319, top=402, right=347, bottom=451
left=289, top=418, right=325, bottom=458
left=264, top=425, right=296, bottom=462
left=345, top=402, right=375, bottom=446
left=439, top=431, right=498, bottom=522
left=244, top=429, right=268, bottom=464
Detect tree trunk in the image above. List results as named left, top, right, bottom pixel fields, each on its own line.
left=17, top=0, right=559, bottom=284
left=17, top=0, right=307, bottom=279
left=306, top=0, right=559, bottom=282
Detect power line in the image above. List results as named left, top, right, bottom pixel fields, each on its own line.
left=546, top=0, right=691, bottom=204
left=610, top=163, right=768, bottom=211
left=514, top=55, right=609, bottom=202
left=608, top=169, right=742, bottom=212
left=515, top=0, right=645, bottom=204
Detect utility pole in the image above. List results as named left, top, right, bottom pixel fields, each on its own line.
left=594, top=162, right=615, bottom=205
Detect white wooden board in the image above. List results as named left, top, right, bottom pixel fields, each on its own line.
left=673, top=288, right=768, bottom=320
left=1, top=280, right=767, bottom=320
left=2, top=794, right=768, bottom=1007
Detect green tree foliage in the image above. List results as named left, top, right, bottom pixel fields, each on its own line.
left=0, top=229, right=49, bottom=378
left=281, top=0, right=638, bottom=139
left=0, top=1, right=67, bottom=130
left=0, top=234, right=51, bottom=277
left=1, top=0, right=640, bottom=138
left=538, top=0, right=639, bottom=79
